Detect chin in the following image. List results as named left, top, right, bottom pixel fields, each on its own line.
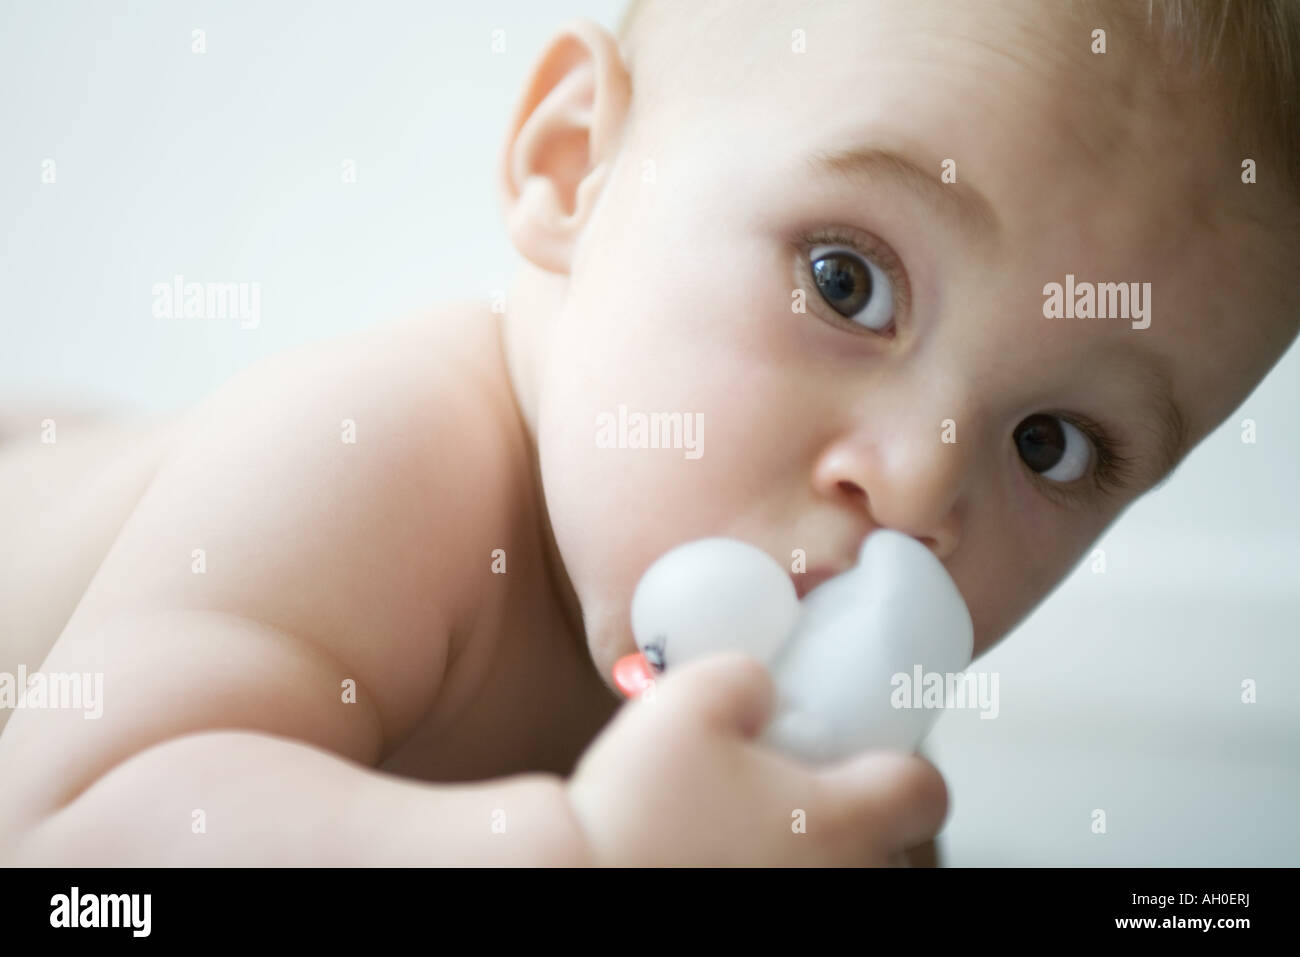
left=582, top=636, right=624, bottom=699
left=578, top=600, right=629, bottom=672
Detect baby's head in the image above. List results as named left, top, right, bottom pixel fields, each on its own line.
left=497, top=0, right=1300, bottom=692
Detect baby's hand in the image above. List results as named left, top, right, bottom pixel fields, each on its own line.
left=566, top=652, right=948, bottom=866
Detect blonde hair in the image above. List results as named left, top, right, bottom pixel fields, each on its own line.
left=616, top=0, right=1300, bottom=202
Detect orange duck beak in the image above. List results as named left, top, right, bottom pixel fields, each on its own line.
left=612, top=652, right=658, bottom=698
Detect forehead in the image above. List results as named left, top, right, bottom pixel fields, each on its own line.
left=645, top=0, right=1199, bottom=219
left=628, top=0, right=1291, bottom=452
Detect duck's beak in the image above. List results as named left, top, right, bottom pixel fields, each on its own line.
left=613, top=652, right=657, bottom=698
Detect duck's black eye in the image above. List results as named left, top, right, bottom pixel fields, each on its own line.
left=809, top=245, right=894, bottom=331
left=1014, top=413, right=1091, bottom=482
left=643, top=642, right=665, bottom=671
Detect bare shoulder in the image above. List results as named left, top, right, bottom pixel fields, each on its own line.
left=0, top=303, right=536, bottom=829
left=66, top=303, right=527, bottom=746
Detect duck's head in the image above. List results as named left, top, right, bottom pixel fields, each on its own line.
left=612, top=537, right=800, bottom=697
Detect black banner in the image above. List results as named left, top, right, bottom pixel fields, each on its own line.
left=0, top=866, right=1283, bottom=943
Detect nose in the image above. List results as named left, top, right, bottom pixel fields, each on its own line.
left=811, top=423, right=966, bottom=560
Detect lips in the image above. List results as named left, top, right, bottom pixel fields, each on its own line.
left=791, top=567, right=840, bottom=600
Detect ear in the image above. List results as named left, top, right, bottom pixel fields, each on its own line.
left=498, top=19, right=631, bottom=275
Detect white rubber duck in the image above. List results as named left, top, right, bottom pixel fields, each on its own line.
left=612, top=530, right=974, bottom=764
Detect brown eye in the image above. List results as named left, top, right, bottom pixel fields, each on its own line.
left=1014, top=414, right=1091, bottom=482
left=809, top=245, right=894, bottom=331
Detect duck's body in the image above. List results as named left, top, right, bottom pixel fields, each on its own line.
left=619, top=530, right=974, bottom=764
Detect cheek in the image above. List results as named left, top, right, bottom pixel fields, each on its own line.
left=541, top=232, right=808, bottom=488
left=537, top=192, right=853, bottom=635
left=535, top=307, right=806, bottom=609
left=956, top=506, right=1109, bottom=658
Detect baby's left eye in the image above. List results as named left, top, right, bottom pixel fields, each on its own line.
left=1013, top=413, right=1092, bottom=483
left=809, top=244, right=895, bottom=332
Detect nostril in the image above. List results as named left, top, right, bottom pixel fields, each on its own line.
left=916, top=535, right=941, bottom=555
left=837, top=480, right=866, bottom=500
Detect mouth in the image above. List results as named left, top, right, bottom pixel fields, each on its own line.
left=791, top=566, right=840, bottom=600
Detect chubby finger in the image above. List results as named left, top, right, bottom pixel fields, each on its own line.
left=816, top=749, right=949, bottom=858
left=652, top=651, right=778, bottom=739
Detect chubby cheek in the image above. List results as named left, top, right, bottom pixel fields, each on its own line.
left=537, top=293, right=814, bottom=660
left=537, top=354, right=770, bottom=599
left=955, top=546, right=1040, bottom=660
left=954, top=503, right=1104, bottom=660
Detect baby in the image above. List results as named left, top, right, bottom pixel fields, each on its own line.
left=1, top=0, right=1298, bottom=866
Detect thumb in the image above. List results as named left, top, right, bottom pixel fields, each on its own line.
left=654, top=651, right=777, bottom=739
left=817, top=750, right=950, bottom=857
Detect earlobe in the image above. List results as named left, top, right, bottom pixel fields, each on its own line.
left=498, top=19, right=631, bottom=275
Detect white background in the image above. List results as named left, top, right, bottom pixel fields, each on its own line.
left=2, top=0, right=1296, bottom=864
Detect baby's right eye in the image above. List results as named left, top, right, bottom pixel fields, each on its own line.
left=809, top=243, right=896, bottom=333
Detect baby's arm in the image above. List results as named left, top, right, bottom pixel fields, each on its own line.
left=3, top=615, right=586, bottom=866
left=0, top=313, right=588, bottom=865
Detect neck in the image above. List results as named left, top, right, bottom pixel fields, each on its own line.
left=498, top=264, right=611, bottom=699
left=501, top=263, right=567, bottom=442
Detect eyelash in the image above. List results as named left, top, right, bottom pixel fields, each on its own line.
left=794, top=226, right=1140, bottom=508
left=1028, top=412, right=1136, bottom=508
left=796, top=225, right=910, bottom=335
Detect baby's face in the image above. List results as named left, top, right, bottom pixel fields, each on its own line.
left=532, top=0, right=1297, bottom=691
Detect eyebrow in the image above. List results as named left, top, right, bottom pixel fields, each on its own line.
left=805, top=145, right=1001, bottom=237
left=1105, top=348, right=1189, bottom=487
